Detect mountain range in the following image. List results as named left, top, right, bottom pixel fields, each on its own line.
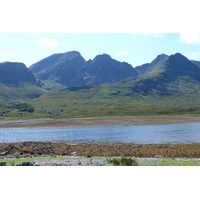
left=1, top=51, right=200, bottom=118
left=29, top=51, right=138, bottom=88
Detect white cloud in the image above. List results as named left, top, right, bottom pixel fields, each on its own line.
left=37, top=37, right=58, bottom=48
left=185, top=51, right=200, bottom=60
left=132, top=33, right=167, bottom=38
left=142, top=33, right=167, bottom=38
left=32, top=33, right=40, bottom=36
left=178, top=33, right=200, bottom=44
left=116, top=51, right=128, bottom=56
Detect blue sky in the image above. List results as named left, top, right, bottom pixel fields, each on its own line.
left=0, top=33, right=200, bottom=68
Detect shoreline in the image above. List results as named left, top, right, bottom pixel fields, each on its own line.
left=0, top=115, right=200, bottom=128
left=1, top=141, right=200, bottom=158
left=1, top=116, right=200, bottom=160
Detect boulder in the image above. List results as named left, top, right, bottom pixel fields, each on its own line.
left=0, top=162, right=6, bottom=166
left=154, top=155, right=164, bottom=158
left=0, top=151, right=9, bottom=156
left=21, top=162, right=35, bottom=166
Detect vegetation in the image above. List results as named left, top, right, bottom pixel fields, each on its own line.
left=139, top=158, right=200, bottom=166
left=2, top=60, right=200, bottom=119
left=107, top=157, right=138, bottom=166
left=10, top=103, right=34, bottom=113
left=1, top=52, right=200, bottom=120
left=13, top=152, right=21, bottom=159
left=0, top=156, right=105, bottom=166
left=1, top=156, right=200, bottom=166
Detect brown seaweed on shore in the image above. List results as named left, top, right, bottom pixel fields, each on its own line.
left=1, top=141, right=200, bottom=158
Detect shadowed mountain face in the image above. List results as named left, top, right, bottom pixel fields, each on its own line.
left=135, top=53, right=200, bottom=81
left=83, top=54, right=138, bottom=85
left=129, top=53, right=200, bottom=95
left=29, top=51, right=138, bottom=87
left=29, top=51, right=86, bottom=87
left=2, top=52, right=200, bottom=117
left=0, top=62, right=39, bottom=86
left=191, top=60, right=200, bottom=68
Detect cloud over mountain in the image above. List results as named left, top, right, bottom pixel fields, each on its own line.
left=178, top=33, right=200, bottom=45
left=36, top=37, right=58, bottom=48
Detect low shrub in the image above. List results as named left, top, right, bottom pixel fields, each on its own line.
left=107, top=157, right=138, bottom=166
left=82, top=152, right=91, bottom=157
left=10, top=161, right=15, bottom=166
left=13, top=152, right=20, bottom=159
left=11, top=103, right=34, bottom=113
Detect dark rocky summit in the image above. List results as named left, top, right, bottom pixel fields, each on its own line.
left=29, top=51, right=86, bottom=87
left=0, top=62, right=39, bottom=86
left=83, top=54, right=138, bottom=85
left=30, top=51, right=138, bottom=87
left=135, top=53, right=200, bottom=81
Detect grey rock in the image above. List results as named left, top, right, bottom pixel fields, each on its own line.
left=154, top=155, right=164, bottom=158
left=0, top=151, right=9, bottom=156
left=21, top=161, right=35, bottom=166
left=0, top=162, right=6, bottom=166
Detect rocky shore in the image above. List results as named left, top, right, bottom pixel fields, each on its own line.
left=1, top=141, right=200, bottom=158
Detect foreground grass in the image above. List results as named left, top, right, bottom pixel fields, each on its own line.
left=1, top=157, right=200, bottom=166
left=0, top=156, right=106, bottom=166
left=139, top=158, right=200, bottom=166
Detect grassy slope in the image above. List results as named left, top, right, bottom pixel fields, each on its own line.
left=1, top=69, right=200, bottom=119
left=26, top=73, right=200, bottom=118
left=0, top=83, right=47, bottom=119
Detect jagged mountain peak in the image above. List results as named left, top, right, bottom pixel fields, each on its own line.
left=83, top=53, right=138, bottom=85
left=30, top=51, right=138, bottom=87
left=61, top=51, right=83, bottom=59
left=151, top=53, right=169, bottom=65
left=93, top=54, right=111, bottom=60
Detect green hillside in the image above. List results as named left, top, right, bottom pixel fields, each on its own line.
left=25, top=75, right=200, bottom=119
left=2, top=52, right=200, bottom=119
left=0, top=83, right=46, bottom=119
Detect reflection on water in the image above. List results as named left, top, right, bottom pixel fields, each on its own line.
left=0, top=122, right=200, bottom=144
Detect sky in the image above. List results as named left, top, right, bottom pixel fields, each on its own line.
left=1, top=33, right=200, bottom=68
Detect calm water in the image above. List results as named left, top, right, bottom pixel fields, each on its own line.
left=0, top=122, right=200, bottom=144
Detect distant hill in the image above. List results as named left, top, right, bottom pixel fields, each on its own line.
left=133, top=53, right=200, bottom=95
left=29, top=51, right=138, bottom=88
left=0, top=62, right=39, bottom=86
left=136, top=53, right=200, bottom=80
left=0, top=62, right=45, bottom=105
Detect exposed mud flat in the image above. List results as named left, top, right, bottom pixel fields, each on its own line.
left=0, top=115, right=200, bottom=128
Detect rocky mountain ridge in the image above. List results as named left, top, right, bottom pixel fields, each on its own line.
left=29, top=51, right=138, bottom=88
left=29, top=51, right=200, bottom=89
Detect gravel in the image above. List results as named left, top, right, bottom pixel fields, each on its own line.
left=34, top=159, right=111, bottom=166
